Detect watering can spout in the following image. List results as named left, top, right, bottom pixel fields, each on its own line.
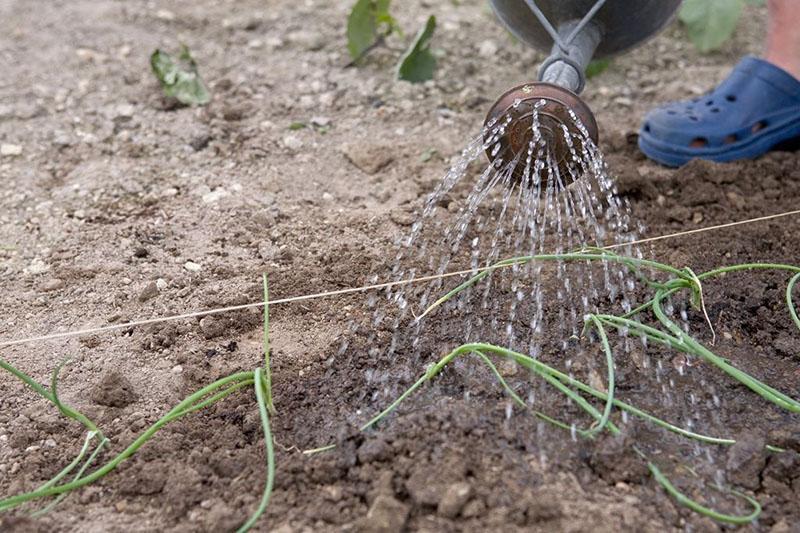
left=485, top=0, right=682, bottom=179
left=537, top=20, right=602, bottom=95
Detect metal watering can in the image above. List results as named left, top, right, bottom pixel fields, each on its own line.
left=485, top=0, right=682, bottom=175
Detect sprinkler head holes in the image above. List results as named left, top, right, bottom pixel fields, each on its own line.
left=484, top=82, right=599, bottom=183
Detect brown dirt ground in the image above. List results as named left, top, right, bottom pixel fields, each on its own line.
left=1, top=1, right=799, bottom=532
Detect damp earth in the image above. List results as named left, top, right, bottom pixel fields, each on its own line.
left=1, top=1, right=799, bottom=532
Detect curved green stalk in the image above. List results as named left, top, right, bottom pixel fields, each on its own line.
left=592, top=315, right=682, bottom=349
left=583, top=316, right=615, bottom=438
left=303, top=444, right=338, bottom=456
left=32, top=436, right=109, bottom=517
left=0, top=372, right=255, bottom=510
left=361, top=372, right=432, bottom=431
left=474, top=350, right=582, bottom=434
left=167, top=380, right=255, bottom=421
left=683, top=267, right=716, bottom=344
left=652, top=290, right=800, bottom=413
left=0, top=358, right=102, bottom=437
left=30, top=431, right=98, bottom=496
left=361, top=343, right=620, bottom=436
left=354, top=341, right=767, bottom=523
left=787, top=273, right=800, bottom=332
left=698, top=263, right=800, bottom=280
left=262, top=273, right=275, bottom=415
left=237, top=369, right=275, bottom=533
left=647, top=461, right=761, bottom=525
left=619, top=285, right=681, bottom=320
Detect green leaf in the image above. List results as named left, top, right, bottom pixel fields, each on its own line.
left=585, top=58, right=612, bottom=79
left=679, top=0, right=744, bottom=53
left=347, top=0, right=376, bottom=60
left=396, top=16, right=437, bottom=83
left=420, top=148, right=438, bottom=162
left=347, top=0, right=399, bottom=61
left=150, top=46, right=211, bottom=105
left=288, top=122, right=307, bottom=130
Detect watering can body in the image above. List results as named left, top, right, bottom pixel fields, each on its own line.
left=490, top=0, right=683, bottom=60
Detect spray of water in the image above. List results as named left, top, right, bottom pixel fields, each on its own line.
left=341, top=99, right=726, bottom=466
left=372, top=101, right=641, bottom=361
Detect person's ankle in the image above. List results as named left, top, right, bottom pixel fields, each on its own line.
left=765, top=53, right=800, bottom=81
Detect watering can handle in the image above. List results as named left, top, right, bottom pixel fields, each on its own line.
left=522, top=0, right=606, bottom=93
left=522, top=0, right=607, bottom=52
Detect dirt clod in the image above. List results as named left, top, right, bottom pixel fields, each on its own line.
left=342, top=143, right=395, bottom=175
left=589, top=432, right=649, bottom=484
left=199, top=316, right=227, bottom=339
left=437, top=481, right=473, bottom=518
left=726, top=434, right=767, bottom=490
left=123, top=461, right=168, bottom=495
left=523, top=489, right=563, bottom=523
left=357, top=435, right=391, bottom=464
left=138, top=281, right=159, bottom=302
left=357, top=495, right=409, bottom=533
left=405, top=453, right=466, bottom=506
left=39, top=278, right=65, bottom=292
left=763, top=450, right=800, bottom=487
left=90, top=371, right=137, bottom=408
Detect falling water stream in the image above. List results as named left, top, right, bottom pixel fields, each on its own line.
left=372, top=101, right=643, bottom=370
left=342, top=101, right=744, bottom=510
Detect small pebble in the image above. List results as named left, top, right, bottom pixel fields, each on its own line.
left=202, top=188, right=229, bottom=204
left=113, top=104, right=135, bottom=121
left=156, top=278, right=168, bottom=291
left=478, top=40, right=498, bottom=58
left=155, top=9, right=175, bottom=21
left=40, top=278, right=65, bottom=292
left=27, top=258, right=50, bottom=275
left=283, top=135, right=303, bottom=150
left=0, top=143, right=22, bottom=157
left=184, top=261, right=202, bottom=272
left=138, top=281, right=159, bottom=302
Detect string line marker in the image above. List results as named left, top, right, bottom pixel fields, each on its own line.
left=1, top=208, right=797, bottom=348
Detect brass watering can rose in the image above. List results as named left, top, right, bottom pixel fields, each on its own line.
left=484, top=82, right=599, bottom=180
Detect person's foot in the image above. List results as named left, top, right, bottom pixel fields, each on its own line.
left=638, top=56, right=800, bottom=167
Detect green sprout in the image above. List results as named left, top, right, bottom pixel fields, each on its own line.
left=0, top=275, right=277, bottom=531
left=346, top=0, right=437, bottom=82
left=150, top=45, right=211, bottom=106
left=310, top=251, right=800, bottom=525
left=2, top=254, right=799, bottom=527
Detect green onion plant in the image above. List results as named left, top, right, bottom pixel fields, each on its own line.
left=1, top=253, right=798, bottom=526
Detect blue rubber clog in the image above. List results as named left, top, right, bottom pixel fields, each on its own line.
left=638, top=56, right=800, bottom=167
